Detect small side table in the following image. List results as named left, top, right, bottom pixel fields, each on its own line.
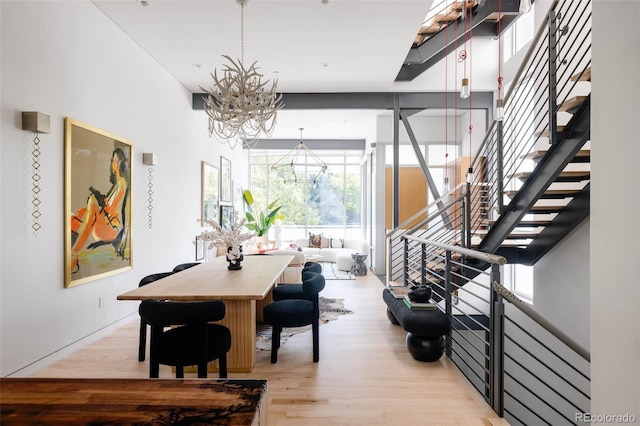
left=350, top=253, right=368, bottom=276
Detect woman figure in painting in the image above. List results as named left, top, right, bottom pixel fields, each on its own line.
left=70, top=148, right=129, bottom=273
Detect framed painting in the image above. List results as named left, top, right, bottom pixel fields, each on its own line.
left=201, top=161, right=219, bottom=224
left=64, top=117, right=133, bottom=288
left=220, top=205, right=235, bottom=230
left=220, top=156, right=232, bottom=203
left=195, top=236, right=204, bottom=261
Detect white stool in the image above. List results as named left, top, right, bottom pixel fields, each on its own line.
left=335, top=252, right=354, bottom=271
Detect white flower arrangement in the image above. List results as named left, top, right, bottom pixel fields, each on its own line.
left=200, top=215, right=256, bottom=261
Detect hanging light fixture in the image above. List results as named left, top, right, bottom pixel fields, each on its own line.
left=200, top=0, right=283, bottom=149
left=460, top=77, right=470, bottom=99
left=495, top=0, right=505, bottom=122
left=271, top=128, right=327, bottom=185
left=519, top=0, right=532, bottom=14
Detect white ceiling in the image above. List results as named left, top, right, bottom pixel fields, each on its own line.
left=91, top=0, right=478, bottom=141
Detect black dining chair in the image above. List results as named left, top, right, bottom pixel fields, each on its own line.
left=138, top=299, right=231, bottom=378
left=272, top=261, right=323, bottom=301
left=138, top=272, right=175, bottom=362
left=172, top=262, right=201, bottom=273
left=263, top=271, right=326, bottom=363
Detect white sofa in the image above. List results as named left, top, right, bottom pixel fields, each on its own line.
left=293, top=237, right=369, bottom=271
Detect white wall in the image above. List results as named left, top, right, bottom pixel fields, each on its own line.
left=591, top=0, right=640, bottom=419
left=0, top=1, right=247, bottom=376
left=534, top=218, right=590, bottom=349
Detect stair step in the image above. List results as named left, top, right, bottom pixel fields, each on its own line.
left=435, top=10, right=460, bottom=23
left=489, top=219, right=552, bottom=227
left=504, top=188, right=583, bottom=199
left=474, top=230, right=540, bottom=239
left=525, top=149, right=591, bottom=163
left=559, top=96, right=588, bottom=113
left=571, top=67, right=591, bottom=82
left=512, top=171, right=590, bottom=182
left=535, top=126, right=566, bottom=138
left=528, top=205, right=565, bottom=214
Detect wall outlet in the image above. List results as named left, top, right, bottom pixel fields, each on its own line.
left=98, top=296, right=104, bottom=309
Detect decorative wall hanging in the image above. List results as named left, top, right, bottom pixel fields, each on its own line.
left=195, top=235, right=205, bottom=261
left=64, top=118, right=133, bottom=288
left=142, top=153, right=157, bottom=229
left=201, top=161, right=220, bottom=224
left=22, top=111, right=50, bottom=237
left=220, top=205, right=235, bottom=230
left=220, top=156, right=232, bottom=202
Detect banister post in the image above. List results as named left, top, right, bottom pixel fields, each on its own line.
left=403, top=238, right=409, bottom=286
left=489, top=263, right=504, bottom=416
left=496, top=122, right=505, bottom=215
left=421, top=243, right=427, bottom=287
left=444, top=250, right=453, bottom=357
left=548, top=9, right=558, bottom=145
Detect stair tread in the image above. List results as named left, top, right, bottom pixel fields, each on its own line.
left=559, top=96, right=588, bottom=113
left=525, top=149, right=590, bottom=162
left=489, top=219, right=553, bottom=227
left=512, top=170, right=590, bottom=182
left=534, top=126, right=566, bottom=138
left=504, top=188, right=583, bottom=199
left=570, top=67, right=591, bottom=82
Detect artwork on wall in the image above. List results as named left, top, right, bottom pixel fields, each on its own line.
left=201, top=161, right=219, bottom=224
left=220, top=156, right=232, bottom=203
left=195, top=235, right=204, bottom=261
left=220, top=205, right=235, bottom=230
left=64, top=117, right=133, bottom=288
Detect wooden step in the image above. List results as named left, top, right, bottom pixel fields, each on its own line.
left=512, top=170, right=590, bottom=183
left=571, top=67, right=591, bottom=82
left=474, top=230, right=540, bottom=239
left=525, top=149, right=591, bottom=163
left=528, top=205, right=564, bottom=214
left=435, top=11, right=460, bottom=23
left=559, top=96, right=588, bottom=113
left=535, top=126, right=566, bottom=138
left=489, top=219, right=552, bottom=227
left=504, top=188, right=583, bottom=199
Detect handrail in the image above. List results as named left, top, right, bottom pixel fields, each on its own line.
left=404, top=235, right=506, bottom=265
left=493, top=281, right=591, bottom=362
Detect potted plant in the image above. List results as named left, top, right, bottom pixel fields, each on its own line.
left=200, top=215, right=255, bottom=269
left=242, top=189, right=284, bottom=241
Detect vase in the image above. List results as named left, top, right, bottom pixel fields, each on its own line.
left=227, top=245, right=244, bottom=270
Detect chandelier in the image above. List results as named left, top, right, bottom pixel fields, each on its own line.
left=200, top=0, right=283, bottom=149
left=271, top=128, right=328, bottom=185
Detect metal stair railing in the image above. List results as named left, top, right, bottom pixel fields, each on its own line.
left=402, top=235, right=591, bottom=424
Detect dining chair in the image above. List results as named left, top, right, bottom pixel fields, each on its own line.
left=172, top=262, right=201, bottom=273
left=263, top=271, right=326, bottom=363
left=272, top=261, right=323, bottom=301
left=138, top=272, right=175, bottom=362
left=138, top=299, right=231, bottom=378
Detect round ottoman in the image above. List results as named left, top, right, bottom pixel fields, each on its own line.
left=335, top=252, right=354, bottom=271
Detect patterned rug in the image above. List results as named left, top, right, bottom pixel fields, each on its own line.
left=256, top=297, right=353, bottom=351
left=321, top=262, right=354, bottom=280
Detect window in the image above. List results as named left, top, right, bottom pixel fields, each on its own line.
left=248, top=150, right=362, bottom=242
left=503, top=6, right=535, bottom=61
left=503, top=263, right=534, bottom=303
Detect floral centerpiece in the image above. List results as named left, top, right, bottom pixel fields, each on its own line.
left=200, top=215, right=255, bottom=268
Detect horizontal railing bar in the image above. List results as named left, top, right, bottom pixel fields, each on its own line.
left=451, top=309, right=490, bottom=334
left=404, top=236, right=506, bottom=265
left=450, top=344, right=490, bottom=380
left=504, top=371, right=558, bottom=425
left=450, top=328, right=490, bottom=364
left=504, top=352, right=587, bottom=413
left=450, top=356, right=490, bottom=402
left=504, top=320, right=591, bottom=381
left=496, top=283, right=590, bottom=361
left=504, top=334, right=590, bottom=400
left=503, top=391, right=551, bottom=426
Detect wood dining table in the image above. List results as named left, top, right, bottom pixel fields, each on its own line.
left=0, top=377, right=267, bottom=425
left=117, top=254, right=293, bottom=373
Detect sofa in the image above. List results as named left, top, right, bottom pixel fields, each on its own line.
left=293, top=236, right=369, bottom=271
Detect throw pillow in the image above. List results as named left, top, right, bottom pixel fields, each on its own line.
left=330, top=238, right=344, bottom=248
left=320, top=235, right=330, bottom=248
left=308, top=233, right=322, bottom=248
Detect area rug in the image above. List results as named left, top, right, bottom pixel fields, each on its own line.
left=256, top=297, right=354, bottom=351
left=321, top=262, right=354, bottom=280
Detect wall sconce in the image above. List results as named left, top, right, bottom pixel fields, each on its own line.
left=22, top=112, right=50, bottom=236
left=142, top=153, right=157, bottom=229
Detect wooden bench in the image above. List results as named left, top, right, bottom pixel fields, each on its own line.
left=382, top=288, right=451, bottom=362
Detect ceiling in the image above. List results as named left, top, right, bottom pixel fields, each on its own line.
left=91, top=0, right=477, bottom=141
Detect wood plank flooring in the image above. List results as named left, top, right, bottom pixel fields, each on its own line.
left=33, top=273, right=509, bottom=425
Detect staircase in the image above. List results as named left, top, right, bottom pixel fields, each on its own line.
left=387, top=0, right=591, bottom=283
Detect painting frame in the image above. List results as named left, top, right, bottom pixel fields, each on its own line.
left=64, top=117, right=133, bottom=288
left=201, top=161, right=220, bottom=225
left=195, top=235, right=205, bottom=261
left=220, top=205, right=235, bottom=230
left=220, top=156, right=232, bottom=203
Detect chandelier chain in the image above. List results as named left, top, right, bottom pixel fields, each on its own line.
left=240, top=1, right=244, bottom=63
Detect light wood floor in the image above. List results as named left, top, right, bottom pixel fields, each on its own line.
left=33, top=273, right=509, bottom=425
